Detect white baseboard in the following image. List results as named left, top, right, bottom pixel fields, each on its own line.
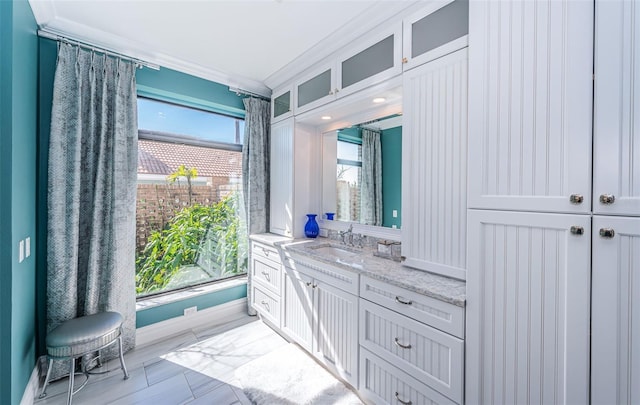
left=136, top=298, right=249, bottom=347
left=20, top=355, right=46, bottom=405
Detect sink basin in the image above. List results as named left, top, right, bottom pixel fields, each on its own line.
left=311, top=245, right=359, bottom=259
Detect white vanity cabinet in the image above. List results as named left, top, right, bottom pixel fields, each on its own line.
left=402, top=0, right=468, bottom=71
left=250, top=241, right=284, bottom=327
left=359, top=276, right=465, bottom=404
left=282, top=258, right=359, bottom=388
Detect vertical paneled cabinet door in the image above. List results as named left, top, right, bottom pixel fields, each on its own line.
left=401, top=47, right=468, bottom=280
left=270, top=118, right=294, bottom=237
left=467, top=0, right=593, bottom=214
left=313, top=280, right=358, bottom=388
left=592, top=216, right=640, bottom=404
left=466, top=209, right=591, bottom=404
left=593, top=0, right=640, bottom=216
left=282, top=267, right=313, bottom=352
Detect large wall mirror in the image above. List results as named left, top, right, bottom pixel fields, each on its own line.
left=322, top=115, right=402, bottom=229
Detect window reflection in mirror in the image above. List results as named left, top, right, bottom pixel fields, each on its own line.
left=324, top=114, right=402, bottom=229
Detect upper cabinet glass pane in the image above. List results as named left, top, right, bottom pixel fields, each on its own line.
left=342, top=35, right=394, bottom=89
left=412, top=0, right=468, bottom=58
left=273, top=91, right=291, bottom=118
left=297, top=69, right=332, bottom=108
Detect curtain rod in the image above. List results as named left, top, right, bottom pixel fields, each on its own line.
left=228, top=86, right=270, bottom=101
left=37, top=29, right=160, bottom=70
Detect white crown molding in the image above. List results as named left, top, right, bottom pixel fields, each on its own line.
left=29, top=0, right=271, bottom=97
left=264, top=0, right=425, bottom=91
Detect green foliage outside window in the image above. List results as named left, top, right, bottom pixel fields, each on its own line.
left=135, top=194, right=247, bottom=295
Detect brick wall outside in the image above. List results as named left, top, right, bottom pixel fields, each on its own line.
left=136, top=177, right=241, bottom=252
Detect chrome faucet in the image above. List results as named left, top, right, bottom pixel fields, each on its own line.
left=340, top=224, right=353, bottom=246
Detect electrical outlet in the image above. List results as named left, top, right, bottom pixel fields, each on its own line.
left=183, top=306, right=197, bottom=316
left=392, top=210, right=398, bottom=218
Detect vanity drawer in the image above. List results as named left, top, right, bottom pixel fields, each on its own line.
left=359, top=299, right=463, bottom=403
left=251, top=241, right=281, bottom=265
left=251, top=255, right=281, bottom=295
left=360, top=276, right=464, bottom=338
left=359, top=347, right=457, bottom=405
left=252, top=284, right=281, bottom=327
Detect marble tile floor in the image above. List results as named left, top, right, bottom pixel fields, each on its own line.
left=34, top=316, right=290, bottom=405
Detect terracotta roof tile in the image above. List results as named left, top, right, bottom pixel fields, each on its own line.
left=138, top=139, right=242, bottom=178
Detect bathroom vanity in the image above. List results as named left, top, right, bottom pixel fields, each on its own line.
left=249, top=233, right=466, bottom=405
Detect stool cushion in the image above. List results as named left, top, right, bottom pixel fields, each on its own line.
left=47, top=312, right=123, bottom=358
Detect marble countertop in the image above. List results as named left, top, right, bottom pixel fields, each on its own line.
left=275, top=237, right=466, bottom=307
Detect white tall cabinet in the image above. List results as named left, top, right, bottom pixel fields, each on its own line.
left=466, top=0, right=594, bottom=403
left=401, top=48, right=468, bottom=281
left=591, top=1, right=640, bottom=404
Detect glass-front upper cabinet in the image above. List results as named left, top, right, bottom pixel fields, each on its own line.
left=402, top=0, right=469, bottom=70
left=336, top=23, right=402, bottom=98
left=294, top=63, right=336, bottom=115
left=271, top=86, right=293, bottom=123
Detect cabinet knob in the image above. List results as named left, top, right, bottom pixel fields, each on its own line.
left=334, top=88, right=339, bottom=93
left=599, top=228, right=615, bottom=238
left=569, top=194, right=583, bottom=204
left=401, top=57, right=408, bottom=64
left=306, top=281, right=312, bottom=287
left=328, top=90, right=334, bottom=95
left=570, top=226, right=584, bottom=235
left=599, top=194, right=615, bottom=204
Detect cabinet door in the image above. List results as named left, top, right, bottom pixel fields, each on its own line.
left=466, top=209, right=591, bottom=404
left=270, top=119, right=294, bottom=237
left=294, top=64, right=335, bottom=115
left=468, top=0, right=593, bottom=213
left=313, top=280, right=359, bottom=388
left=401, top=48, right=468, bottom=280
left=593, top=0, right=640, bottom=216
left=592, top=216, right=640, bottom=404
left=271, top=86, right=293, bottom=123
left=402, top=0, right=468, bottom=71
left=336, top=23, right=402, bottom=98
left=282, top=267, right=313, bottom=352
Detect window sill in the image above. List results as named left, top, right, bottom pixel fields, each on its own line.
left=135, top=276, right=248, bottom=312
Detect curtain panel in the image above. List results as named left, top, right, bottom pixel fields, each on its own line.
left=241, top=98, right=270, bottom=316
left=361, top=128, right=383, bottom=226
left=46, top=43, right=138, bottom=378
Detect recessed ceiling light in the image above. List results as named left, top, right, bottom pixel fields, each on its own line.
left=321, top=116, right=332, bottom=120
left=372, top=97, right=386, bottom=103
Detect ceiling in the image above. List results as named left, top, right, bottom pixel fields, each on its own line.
left=28, top=0, right=415, bottom=96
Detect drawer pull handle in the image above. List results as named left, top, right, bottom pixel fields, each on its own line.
left=395, top=392, right=412, bottom=405
left=394, top=338, right=412, bottom=349
left=395, top=296, right=412, bottom=305
left=261, top=271, right=270, bottom=280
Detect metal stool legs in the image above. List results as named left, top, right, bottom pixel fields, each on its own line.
left=118, top=336, right=130, bottom=380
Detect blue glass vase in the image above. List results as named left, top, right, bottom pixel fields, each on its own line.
left=304, top=214, right=320, bottom=238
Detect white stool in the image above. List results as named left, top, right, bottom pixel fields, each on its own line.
left=39, top=312, right=129, bottom=404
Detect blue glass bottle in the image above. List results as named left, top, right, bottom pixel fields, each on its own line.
left=304, top=214, right=320, bottom=238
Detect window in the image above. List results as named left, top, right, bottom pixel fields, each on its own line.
left=336, top=138, right=362, bottom=223
left=135, top=97, right=247, bottom=298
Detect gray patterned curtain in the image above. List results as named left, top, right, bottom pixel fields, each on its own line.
left=242, top=98, right=270, bottom=316
left=46, top=43, right=138, bottom=378
left=361, top=128, right=383, bottom=226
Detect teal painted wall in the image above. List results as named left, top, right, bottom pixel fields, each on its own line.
left=0, top=0, right=38, bottom=403
left=136, top=284, right=247, bottom=328
left=0, top=2, right=14, bottom=402
left=381, top=126, right=402, bottom=228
